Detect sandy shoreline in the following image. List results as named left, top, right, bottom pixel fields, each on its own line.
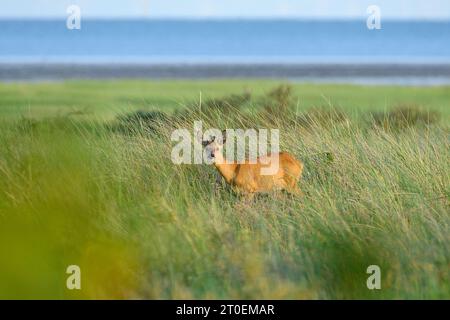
left=1, top=63, right=450, bottom=85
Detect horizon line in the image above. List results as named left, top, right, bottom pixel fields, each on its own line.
left=1, top=16, right=449, bottom=22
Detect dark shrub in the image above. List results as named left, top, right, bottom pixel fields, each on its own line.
left=201, top=91, right=251, bottom=111
left=259, top=84, right=296, bottom=126
left=371, top=105, right=440, bottom=130
left=296, top=107, right=349, bottom=129
left=113, top=110, right=170, bottom=134
left=172, top=91, right=252, bottom=127
left=262, top=84, right=294, bottom=114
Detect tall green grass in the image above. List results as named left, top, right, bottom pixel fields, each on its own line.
left=0, top=83, right=448, bottom=299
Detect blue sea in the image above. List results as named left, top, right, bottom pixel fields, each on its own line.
left=1, top=19, right=450, bottom=64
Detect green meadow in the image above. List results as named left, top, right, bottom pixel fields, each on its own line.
left=0, top=80, right=448, bottom=299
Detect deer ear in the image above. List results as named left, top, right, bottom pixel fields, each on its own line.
left=222, top=130, right=227, bottom=144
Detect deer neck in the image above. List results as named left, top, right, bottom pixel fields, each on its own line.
left=213, top=151, right=238, bottom=184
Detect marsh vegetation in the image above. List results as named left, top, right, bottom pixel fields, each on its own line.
left=0, top=81, right=448, bottom=299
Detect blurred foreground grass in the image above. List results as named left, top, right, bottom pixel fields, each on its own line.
left=0, top=81, right=449, bottom=299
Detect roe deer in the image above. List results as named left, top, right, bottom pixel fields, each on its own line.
left=200, top=130, right=303, bottom=197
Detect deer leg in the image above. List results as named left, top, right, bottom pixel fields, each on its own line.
left=292, top=186, right=303, bottom=196
left=213, top=172, right=224, bottom=194
left=285, top=185, right=303, bottom=197
left=241, top=192, right=255, bottom=204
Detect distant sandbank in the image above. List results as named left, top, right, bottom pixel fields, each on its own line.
left=1, top=63, right=450, bottom=85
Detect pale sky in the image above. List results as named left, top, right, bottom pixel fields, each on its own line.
left=1, top=0, right=450, bottom=19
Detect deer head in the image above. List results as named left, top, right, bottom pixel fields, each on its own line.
left=196, top=129, right=227, bottom=163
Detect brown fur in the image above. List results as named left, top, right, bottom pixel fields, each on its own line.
left=200, top=129, right=303, bottom=196
left=213, top=151, right=303, bottom=196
